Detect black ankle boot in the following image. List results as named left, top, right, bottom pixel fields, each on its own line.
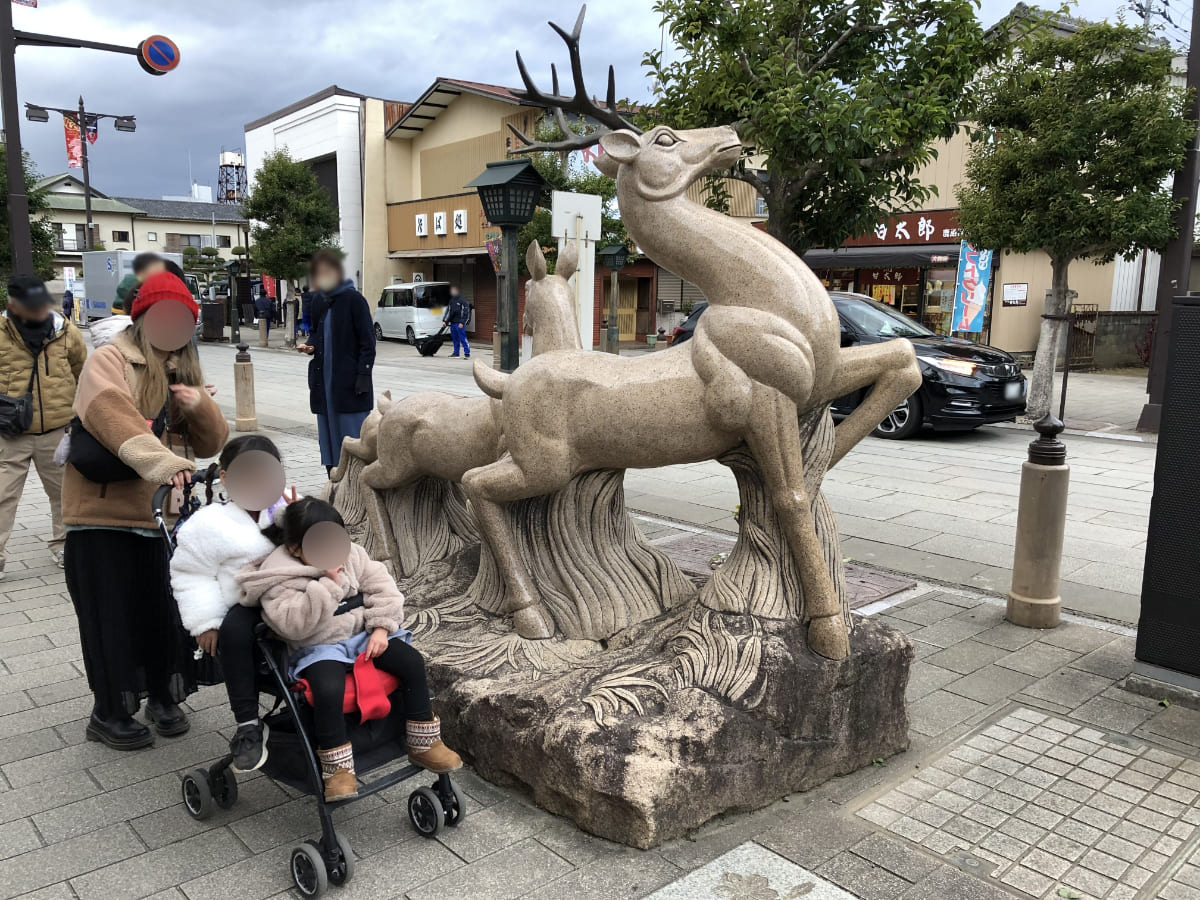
left=85, top=712, right=153, bottom=750
left=145, top=700, right=190, bottom=737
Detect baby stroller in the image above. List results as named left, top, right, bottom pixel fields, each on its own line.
left=154, top=480, right=466, bottom=898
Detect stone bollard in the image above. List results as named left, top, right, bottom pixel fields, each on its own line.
left=1007, top=413, right=1069, bottom=628
left=258, top=316, right=268, bottom=349
left=234, top=343, right=259, bottom=432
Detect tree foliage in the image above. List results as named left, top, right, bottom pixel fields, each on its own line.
left=517, top=118, right=628, bottom=275
left=0, top=147, right=56, bottom=284
left=243, top=149, right=340, bottom=281
left=957, top=21, right=1192, bottom=417
left=643, top=0, right=995, bottom=254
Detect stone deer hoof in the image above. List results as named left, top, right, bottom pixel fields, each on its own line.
left=512, top=606, right=554, bottom=640
left=808, top=614, right=850, bottom=660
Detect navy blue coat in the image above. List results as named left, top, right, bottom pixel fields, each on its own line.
left=308, top=280, right=376, bottom=415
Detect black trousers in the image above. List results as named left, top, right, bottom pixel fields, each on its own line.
left=65, top=529, right=195, bottom=719
left=218, top=604, right=262, bottom=724
left=300, top=639, right=432, bottom=748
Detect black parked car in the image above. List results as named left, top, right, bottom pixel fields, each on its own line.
left=831, top=292, right=1026, bottom=438
left=670, top=300, right=708, bottom=346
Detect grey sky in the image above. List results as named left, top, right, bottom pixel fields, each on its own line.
left=13, top=0, right=1135, bottom=199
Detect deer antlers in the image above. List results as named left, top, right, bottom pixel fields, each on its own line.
left=508, top=4, right=642, bottom=154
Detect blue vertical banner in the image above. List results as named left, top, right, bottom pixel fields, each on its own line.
left=952, top=241, right=993, bottom=334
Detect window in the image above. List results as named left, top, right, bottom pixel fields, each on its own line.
left=164, top=233, right=203, bottom=252
left=217, top=235, right=232, bottom=248
left=111, top=230, right=130, bottom=243
left=413, top=283, right=450, bottom=309
left=146, top=231, right=157, bottom=241
left=754, top=196, right=768, bottom=218
left=378, top=291, right=393, bottom=308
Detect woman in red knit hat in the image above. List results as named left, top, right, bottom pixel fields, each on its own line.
left=63, top=271, right=229, bottom=750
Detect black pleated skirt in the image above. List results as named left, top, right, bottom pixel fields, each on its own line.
left=64, top=528, right=196, bottom=718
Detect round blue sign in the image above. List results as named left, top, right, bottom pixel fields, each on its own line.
left=137, top=36, right=180, bottom=76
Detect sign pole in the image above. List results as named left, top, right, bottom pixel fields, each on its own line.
left=0, top=0, right=33, bottom=273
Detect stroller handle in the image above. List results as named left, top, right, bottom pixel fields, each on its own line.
left=151, top=471, right=209, bottom=522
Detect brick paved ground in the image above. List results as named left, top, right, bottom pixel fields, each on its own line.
left=0, top=426, right=1192, bottom=900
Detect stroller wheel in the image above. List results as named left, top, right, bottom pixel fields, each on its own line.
left=181, top=769, right=214, bottom=820
left=437, top=778, right=466, bottom=827
left=211, top=767, right=238, bottom=810
left=408, top=786, right=444, bottom=837
left=326, top=830, right=355, bottom=886
left=290, top=842, right=328, bottom=898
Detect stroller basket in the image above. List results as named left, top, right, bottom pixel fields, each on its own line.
left=158, top=484, right=466, bottom=898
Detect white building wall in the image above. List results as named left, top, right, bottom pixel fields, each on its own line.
left=1110, top=250, right=1162, bottom=311
left=245, top=92, right=364, bottom=288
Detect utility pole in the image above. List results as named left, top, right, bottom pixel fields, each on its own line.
left=77, top=98, right=93, bottom=249
left=1139, top=0, right=1200, bottom=432
left=0, top=1, right=31, bottom=272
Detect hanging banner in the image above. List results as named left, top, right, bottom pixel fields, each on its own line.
left=951, top=241, right=993, bottom=334
left=12, top=1, right=38, bottom=7
left=484, top=230, right=503, bottom=273
left=62, top=115, right=82, bottom=169
left=84, top=114, right=98, bottom=145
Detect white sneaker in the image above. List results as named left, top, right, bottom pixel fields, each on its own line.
left=50, top=550, right=64, bottom=568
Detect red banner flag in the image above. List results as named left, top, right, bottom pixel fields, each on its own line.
left=62, top=115, right=82, bottom=169
left=84, top=115, right=98, bottom=145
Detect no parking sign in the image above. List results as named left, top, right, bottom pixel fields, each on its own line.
left=137, top=35, right=180, bottom=76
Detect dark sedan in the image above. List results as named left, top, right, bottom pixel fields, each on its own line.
left=831, top=292, right=1027, bottom=439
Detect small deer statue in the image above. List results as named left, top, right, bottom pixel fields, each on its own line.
left=461, top=7, right=921, bottom=659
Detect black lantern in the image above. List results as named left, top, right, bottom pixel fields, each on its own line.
left=598, top=243, right=629, bottom=272
left=466, top=159, right=549, bottom=372
left=466, top=158, right=547, bottom=227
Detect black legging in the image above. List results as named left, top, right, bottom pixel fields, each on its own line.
left=219, top=604, right=263, bottom=724
left=300, top=639, right=432, bottom=748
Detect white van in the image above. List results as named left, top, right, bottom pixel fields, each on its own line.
left=374, top=281, right=452, bottom=344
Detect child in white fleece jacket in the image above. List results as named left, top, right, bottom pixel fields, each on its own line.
left=170, top=434, right=291, bottom=773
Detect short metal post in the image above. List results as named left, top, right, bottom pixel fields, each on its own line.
left=234, top=343, right=258, bottom=432
left=1007, top=414, right=1070, bottom=628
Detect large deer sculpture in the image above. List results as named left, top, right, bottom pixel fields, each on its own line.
left=461, top=7, right=922, bottom=659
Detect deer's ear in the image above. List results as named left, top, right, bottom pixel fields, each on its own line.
left=599, top=131, right=640, bottom=164
left=526, top=241, right=547, bottom=280
left=557, top=239, right=578, bottom=281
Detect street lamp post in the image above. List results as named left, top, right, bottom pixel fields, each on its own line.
left=25, top=100, right=136, bottom=251
left=467, top=158, right=548, bottom=373
left=597, top=244, right=629, bottom=355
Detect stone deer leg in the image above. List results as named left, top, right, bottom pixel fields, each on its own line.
left=461, top=456, right=564, bottom=639
left=819, top=341, right=923, bottom=468
left=744, top=389, right=851, bottom=661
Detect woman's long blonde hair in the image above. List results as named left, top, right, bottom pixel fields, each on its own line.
left=124, top=318, right=204, bottom=415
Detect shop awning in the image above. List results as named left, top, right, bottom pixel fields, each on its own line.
left=388, top=247, right=485, bottom=259
left=803, top=243, right=962, bottom=269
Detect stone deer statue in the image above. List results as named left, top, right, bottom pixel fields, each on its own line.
left=463, top=7, right=922, bottom=659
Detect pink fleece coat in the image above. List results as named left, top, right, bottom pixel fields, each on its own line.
left=237, top=543, right=405, bottom=652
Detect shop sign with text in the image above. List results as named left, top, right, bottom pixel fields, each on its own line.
left=844, top=209, right=960, bottom=247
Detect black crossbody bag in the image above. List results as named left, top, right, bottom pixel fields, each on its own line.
left=0, top=365, right=36, bottom=438
left=67, top=400, right=170, bottom=483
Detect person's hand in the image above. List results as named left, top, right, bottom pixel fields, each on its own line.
left=324, top=565, right=344, bottom=583
left=283, top=485, right=300, bottom=505
left=169, top=383, right=202, bottom=409
left=297, top=343, right=314, bottom=355
left=170, top=470, right=190, bottom=491
left=196, top=629, right=219, bottom=656
left=365, top=627, right=389, bottom=659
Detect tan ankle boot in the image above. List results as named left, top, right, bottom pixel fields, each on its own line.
left=318, top=742, right=358, bottom=802
left=406, top=716, right=463, bottom=773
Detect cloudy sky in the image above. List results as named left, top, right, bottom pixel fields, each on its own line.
left=13, top=0, right=1140, bottom=199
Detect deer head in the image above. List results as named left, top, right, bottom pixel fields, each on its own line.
left=510, top=6, right=742, bottom=202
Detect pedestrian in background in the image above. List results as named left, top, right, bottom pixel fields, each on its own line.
left=62, top=288, right=74, bottom=322
left=296, top=251, right=375, bottom=475
left=254, top=290, right=273, bottom=340
left=444, top=285, right=471, bottom=359
left=0, top=275, right=87, bottom=577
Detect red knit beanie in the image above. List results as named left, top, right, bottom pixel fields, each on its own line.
left=130, top=272, right=199, bottom=323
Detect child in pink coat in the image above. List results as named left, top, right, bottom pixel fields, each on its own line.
left=238, top=498, right=461, bottom=801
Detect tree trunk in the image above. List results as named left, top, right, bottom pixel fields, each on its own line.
left=1027, top=256, right=1072, bottom=419
left=468, top=469, right=695, bottom=642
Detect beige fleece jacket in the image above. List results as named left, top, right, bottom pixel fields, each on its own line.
left=62, top=330, right=228, bottom=529
left=237, top=543, right=406, bottom=651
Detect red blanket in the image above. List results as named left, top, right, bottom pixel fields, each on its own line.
left=296, top=654, right=400, bottom=722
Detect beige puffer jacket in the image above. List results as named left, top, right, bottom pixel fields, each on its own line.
left=0, top=311, right=87, bottom=434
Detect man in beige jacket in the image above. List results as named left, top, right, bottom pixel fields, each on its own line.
left=0, top=275, right=87, bottom=576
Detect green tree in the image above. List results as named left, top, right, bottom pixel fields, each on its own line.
left=957, top=21, right=1192, bottom=418
left=643, top=0, right=996, bottom=255
left=0, top=147, right=56, bottom=289
left=243, top=149, right=339, bottom=282
left=517, top=118, right=628, bottom=274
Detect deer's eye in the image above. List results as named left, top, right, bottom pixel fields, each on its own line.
left=655, top=132, right=678, bottom=147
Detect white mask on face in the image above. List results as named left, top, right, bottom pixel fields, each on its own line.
left=315, top=275, right=340, bottom=292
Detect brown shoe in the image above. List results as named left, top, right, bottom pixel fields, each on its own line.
left=317, top=742, right=358, bottom=802
left=406, top=716, right=463, bottom=773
